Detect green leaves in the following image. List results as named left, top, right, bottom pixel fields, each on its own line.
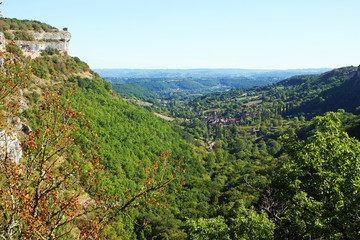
left=275, top=112, right=360, bottom=239
left=228, top=201, right=275, bottom=240
left=184, top=200, right=275, bottom=240
left=185, top=216, right=230, bottom=240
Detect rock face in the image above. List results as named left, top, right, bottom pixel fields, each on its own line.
left=31, top=31, right=71, bottom=42
left=1, top=30, right=71, bottom=58
left=0, top=116, right=32, bottom=165
left=348, top=65, right=360, bottom=80
left=0, top=130, right=22, bottom=164
left=0, top=32, right=6, bottom=51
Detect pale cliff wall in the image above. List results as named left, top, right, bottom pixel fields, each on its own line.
left=348, top=66, right=360, bottom=80
left=1, top=30, right=71, bottom=58
left=15, top=39, right=70, bottom=58
left=0, top=32, right=6, bottom=51
left=31, top=31, right=71, bottom=42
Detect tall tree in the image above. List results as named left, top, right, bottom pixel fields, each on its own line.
left=274, top=112, right=360, bottom=239
left=0, top=45, right=186, bottom=239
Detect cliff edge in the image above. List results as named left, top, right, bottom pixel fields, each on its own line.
left=348, top=65, right=360, bottom=80
left=0, top=30, right=71, bottom=58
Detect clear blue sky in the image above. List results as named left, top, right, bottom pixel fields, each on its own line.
left=2, top=0, right=360, bottom=69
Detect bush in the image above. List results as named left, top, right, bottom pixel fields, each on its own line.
left=32, top=63, right=49, bottom=79
left=4, top=32, right=13, bottom=40
left=45, top=47, right=56, bottom=55
left=13, top=31, right=35, bottom=41
left=0, top=18, right=57, bottom=32
left=28, top=91, right=40, bottom=104
left=6, top=43, right=23, bottom=57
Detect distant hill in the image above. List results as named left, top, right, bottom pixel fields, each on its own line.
left=179, top=66, right=360, bottom=121
left=111, top=83, right=159, bottom=99
left=277, top=66, right=360, bottom=116
left=94, top=68, right=331, bottom=79
left=96, top=68, right=331, bottom=97
left=107, top=76, right=281, bottom=96
left=4, top=17, right=360, bottom=240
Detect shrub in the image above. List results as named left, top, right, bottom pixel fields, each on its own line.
left=13, top=31, right=35, bottom=41
left=45, top=46, right=55, bottom=55
left=6, top=43, right=23, bottom=57
left=32, top=63, right=49, bottom=79
left=4, top=32, right=13, bottom=40
left=28, top=91, right=40, bottom=104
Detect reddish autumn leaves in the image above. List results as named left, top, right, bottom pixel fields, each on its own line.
left=0, top=49, right=187, bottom=239
left=0, top=46, right=31, bottom=102
left=0, top=83, right=102, bottom=238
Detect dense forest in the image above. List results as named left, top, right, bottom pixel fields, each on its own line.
left=98, top=68, right=329, bottom=99
left=99, top=67, right=330, bottom=99
left=107, top=76, right=280, bottom=98
left=1, top=18, right=360, bottom=239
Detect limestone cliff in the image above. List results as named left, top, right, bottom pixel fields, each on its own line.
left=348, top=65, right=360, bottom=80
left=0, top=30, right=71, bottom=58
left=0, top=32, right=5, bottom=51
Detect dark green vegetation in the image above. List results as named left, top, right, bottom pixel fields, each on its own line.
left=274, top=112, right=360, bottom=239
left=5, top=30, right=35, bottom=41
left=108, top=77, right=279, bottom=98
left=111, top=82, right=159, bottom=99
left=31, top=49, right=90, bottom=79
left=99, top=68, right=330, bottom=99
left=3, top=18, right=360, bottom=239
left=5, top=42, right=23, bottom=56
left=0, top=17, right=58, bottom=32
left=168, top=66, right=360, bottom=121
left=69, top=74, right=202, bottom=188
left=123, top=65, right=360, bottom=239
left=21, top=49, right=360, bottom=238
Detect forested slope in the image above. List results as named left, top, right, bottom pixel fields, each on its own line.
left=2, top=17, right=360, bottom=240
left=276, top=66, right=360, bottom=116
left=70, top=75, right=203, bottom=189
left=177, top=66, right=359, bottom=121
left=147, top=65, right=360, bottom=239
left=0, top=18, right=203, bottom=238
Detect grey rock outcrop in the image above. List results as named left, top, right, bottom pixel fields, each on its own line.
left=0, top=32, right=6, bottom=51
left=18, top=99, right=29, bottom=110
left=15, top=39, right=70, bottom=58
left=32, top=31, right=71, bottom=42
left=2, top=30, right=71, bottom=58
left=348, top=65, right=360, bottom=80
left=0, top=130, right=22, bottom=164
left=0, top=116, right=32, bottom=164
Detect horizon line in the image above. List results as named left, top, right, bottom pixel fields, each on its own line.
left=93, top=67, right=334, bottom=70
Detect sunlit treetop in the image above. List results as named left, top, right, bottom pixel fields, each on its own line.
left=0, top=17, right=58, bottom=32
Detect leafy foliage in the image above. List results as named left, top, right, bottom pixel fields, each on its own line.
left=111, top=82, right=159, bottom=99
left=5, top=41, right=24, bottom=57
left=134, top=66, right=360, bottom=238
left=273, top=112, right=360, bottom=239
left=0, top=18, right=58, bottom=32
left=184, top=200, right=274, bottom=240
left=227, top=201, right=275, bottom=240
left=30, top=53, right=90, bottom=80
left=185, top=216, right=230, bottom=240
left=2, top=16, right=360, bottom=238
left=13, top=30, right=35, bottom=41
left=107, top=76, right=280, bottom=97
left=0, top=42, right=188, bottom=239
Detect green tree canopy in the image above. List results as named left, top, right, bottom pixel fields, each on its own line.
left=274, top=112, right=360, bottom=239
